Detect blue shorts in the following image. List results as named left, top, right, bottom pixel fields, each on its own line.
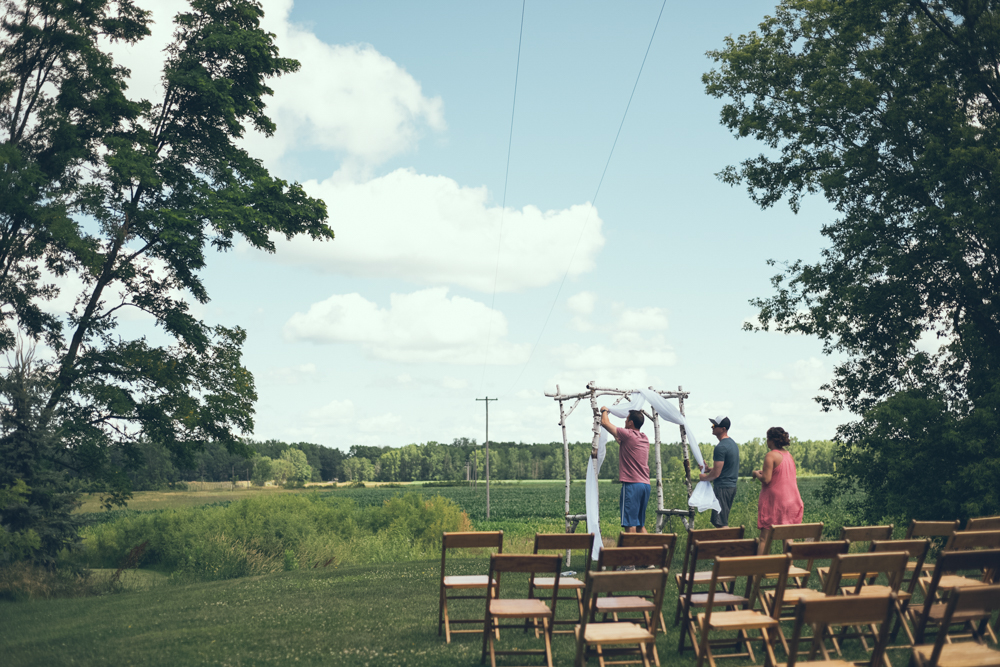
left=620, top=482, right=651, bottom=528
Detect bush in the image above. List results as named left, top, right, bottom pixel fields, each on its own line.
left=73, top=492, right=469, bottom=581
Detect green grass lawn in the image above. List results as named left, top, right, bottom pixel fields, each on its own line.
left=1, top=555, right=899, bottom=667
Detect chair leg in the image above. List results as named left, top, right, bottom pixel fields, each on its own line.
left=640, top=641, right=652, bottom=667
left=481, top=609, right=491, bottom=664
left=543, top=618, right=554, bottom=667
left=443, top=593, right=452, bottom=643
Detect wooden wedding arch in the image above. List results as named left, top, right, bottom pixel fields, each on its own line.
left=545, top=381, right=697, bottom=539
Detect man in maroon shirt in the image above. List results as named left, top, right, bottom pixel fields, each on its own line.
left=600, top=407, right=651, bottom=534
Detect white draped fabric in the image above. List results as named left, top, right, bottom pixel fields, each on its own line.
left=585, top=390, right=720, bottom=560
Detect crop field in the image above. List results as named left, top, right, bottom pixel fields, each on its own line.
left=1, top=477, right=881, bottom=666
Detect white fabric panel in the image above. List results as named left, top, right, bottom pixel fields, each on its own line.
left=689, top=481, right=722, bottom=513
left=587, top=394, right=643, bottom=560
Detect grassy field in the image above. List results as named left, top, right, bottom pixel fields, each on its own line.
left=1, top=477, right=885, bottom=666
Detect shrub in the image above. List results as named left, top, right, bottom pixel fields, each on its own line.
left=74, top=492, right=469, bottom=581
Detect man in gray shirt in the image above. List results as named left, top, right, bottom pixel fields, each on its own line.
left=698, top=415, right=739, bottom=527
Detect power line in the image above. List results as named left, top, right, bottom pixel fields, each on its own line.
left=501, top=0, right=668, bottom=397
left=479, top=0, right=526, bottom=394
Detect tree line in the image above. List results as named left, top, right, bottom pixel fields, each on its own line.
left=124, top=436, right=839, bottom=489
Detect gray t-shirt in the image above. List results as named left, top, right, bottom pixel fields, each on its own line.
left=712, top=437, right=740, bottom=489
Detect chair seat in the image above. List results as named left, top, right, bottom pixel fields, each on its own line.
left=689, top=592, right=749, bottom=606
left=443, top=575, right=494, bottom=588
left=489, top=599, right=553, bottom=618
left=577, top=621, right=655, bottom=645
left=927, top=604, right=995, bottom=623
left=777, top=588, right=827, bottom=604
left=777, top=660, right=861, bottom=667
left=699, top=609, right=779, bottom=631
left=596, top=596, right=653, bottom=613
left=678, top=571, right=737, bottom=585
left=533, top=576, right=585, bottom=589
left=766, top=566, right=811, bottom=579
left=840, top=585, right=911, bottom=600
left=912, top=642, right=1000, bottom=667
left=929, top=575, right=987, bottom=590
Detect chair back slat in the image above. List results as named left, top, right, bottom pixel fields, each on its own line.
left=840, top=524, right=894, bottom=544
left=714, top=554, right=790, bottom=578
left=597, top=545, right=668, bottom=570
left=770, top=522, right=823, bottom=541
left=443, top=531, right=503, bottom=549
left=533, top=532, right=594, bottom=553
left=692, top=538, right=758, bottom=561
left=872, top=539, right=930, bottom=593
left=799, top=593, right=895, bottom=625
left=944, top=529, right=1000, bottom=551
left=586, top=568, right=668, bottom=593
left=786, top=540, right=850, bottom=560
left=965, top=516, right=1000, bottom=532
left=905, top=519, right=959, bottom=539
left=490, top=554, right=561, bottom=574
left=827, top=551, right=908, bottom=595
left=618, top=532, right=677, bottom=548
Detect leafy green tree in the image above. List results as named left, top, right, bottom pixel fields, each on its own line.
left=377, top=450, right=401, bottom=482
left=250, top=456, right=273, bottom=487
left=279, top=449, right=312, bottom=486
left=705, top=0, right=1000, bottom=522
left=0, top=0, right=331, bottom=562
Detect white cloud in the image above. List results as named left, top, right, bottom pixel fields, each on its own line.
left=249, top=4, right=446, bottom=168
left=283, top=287, right=529, bottom=364
left=266, top=363, right=318, bottom=385
left=268, top=169, right=604, bottom=292
left=618, top=307, right=669, bottom=332
left=567, top=292, right=596, bottom=316
left=104, top=1, right=444, bottom=170
left=441, top=376, right=468, bottom=390
left=567, top=292, right=597, bottom=331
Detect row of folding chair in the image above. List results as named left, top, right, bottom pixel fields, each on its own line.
left=681, top=543, right=1000, bottom=667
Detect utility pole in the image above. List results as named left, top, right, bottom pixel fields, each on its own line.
left=476, top=396, right=498, bottom=519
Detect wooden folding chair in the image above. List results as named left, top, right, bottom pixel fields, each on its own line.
left=482, top=553, right=562, bottom=667
left=678, top=538, right=758, bottom=656
left=914, top=549, right=1000, bottom=647
left=781, top=593, right=897, bottom=667
left=903, top=521, right=959, bottom=583
left=594, top=546, right=670, bottom=666
left=439, top=530, right=503, bottom=643
left=527, top=533, right=594, bottom=635
left=761, top=540, right=851, bottom=656
left=827, top=551, right=909, bottom=654
left=965, top=517, right=1000, bottom=532
left=869, top=539, right=931, bottom=647
left=574, top=568, right=669, bottom=667
left=694, top=553, right=791, bottom=667
left=911, top=584, right=1000, bottom=667
left=816, top=525, right=894, bottom=587
left=920, top=532, right=1000, bottom=599
left=674, top=526, right=745, bottom=626
left=613, top=534, right=678, bottom=632
left=760, top=523, right=825, bottom=588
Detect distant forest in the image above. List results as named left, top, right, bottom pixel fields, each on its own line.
left=125, top=437, right=839, bottom=490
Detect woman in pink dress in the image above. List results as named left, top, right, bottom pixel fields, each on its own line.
left=751, top=426, right=804, bottom=550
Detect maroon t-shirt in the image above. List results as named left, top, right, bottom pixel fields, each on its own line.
left=616, top=428, right=650, bottom=483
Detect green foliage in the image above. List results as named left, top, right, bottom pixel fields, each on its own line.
left=0, top=0, right=331, bottom=564
left=74, top=492, right=469, bottom=580
left=705, top=0, right=1000, bottom=524
left=250, top=456, right=272, bottom=487
left=279, top=448, right=312, bottom=486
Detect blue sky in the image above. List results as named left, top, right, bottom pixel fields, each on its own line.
left=106, top=0, right=850, bottom=450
